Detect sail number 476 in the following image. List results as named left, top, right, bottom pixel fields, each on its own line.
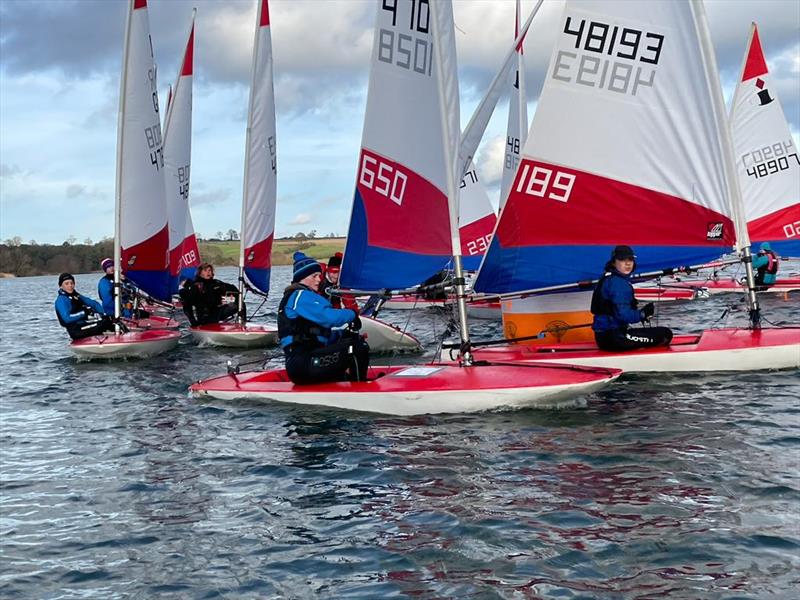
left=516, top=164, right=575, bottom=202
left=360, top=155, right=408, bottom=206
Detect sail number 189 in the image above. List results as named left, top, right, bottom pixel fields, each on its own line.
left=515, top=164, right=576, bottom=203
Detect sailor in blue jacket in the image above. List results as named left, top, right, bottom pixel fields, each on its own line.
left=97, top=257, right=146, bottom=319
left=752, top=242, right=779, bottom=288
left=278, top=252, right=369, bottom=384
left=591, top=245, right=673, bottom=352
left=55, top=273, right=115, bottom=340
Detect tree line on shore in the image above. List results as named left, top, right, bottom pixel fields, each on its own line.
left=0, top=237, right=344, bottom=278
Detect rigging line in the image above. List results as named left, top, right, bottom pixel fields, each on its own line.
left=470, top=359, right=618, bottom=377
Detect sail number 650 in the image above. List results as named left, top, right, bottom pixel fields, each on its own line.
left=515, top=164, right=575, bottom=202
left=360, top=155, right=408, bottom=206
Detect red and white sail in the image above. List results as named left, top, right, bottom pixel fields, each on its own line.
left=459, top=162, right=496, bottom=270
left=475, top=0, right=737, bottom=295
left=240, top=0, right=277, bottom=295
left=163, top=10, right=200, bottom=290
left=341, top=0, right=462, bottom=289
left=730, top=23, right=800, bottom=258
left=117, top=0, right=170, bottom=301
left=499, top=0, right=528, bottom=212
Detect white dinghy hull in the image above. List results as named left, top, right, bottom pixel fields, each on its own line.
left=190, top=323, right=278, bottom=348
left=360, top=317, right=422, bottom=353
left=70, top=330, right=180, bottom=360
left=469, top=328, right=800, bottom=373
left=190, top=363, right=621, bottom=416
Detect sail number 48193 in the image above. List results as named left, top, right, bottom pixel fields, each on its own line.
left=515, top=164, right=576, bottom=203
left=360, top=154, right=408, bottom=206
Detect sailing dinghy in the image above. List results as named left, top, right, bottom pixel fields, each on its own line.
left=468, top=0, right=799, bottom=373
left=69, top=0, right=179, bottom=360
left=191, top=0, right=619, bottom=414
left=189, top=0, right=277, bottom=348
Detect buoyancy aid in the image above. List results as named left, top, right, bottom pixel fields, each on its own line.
left=55, top=290, right=93, bottom=328
left=318, top=277, right=340, bottom=309
left=765, top=251, right=778, bottom=276
left=278, top=284, right=327, bottom=349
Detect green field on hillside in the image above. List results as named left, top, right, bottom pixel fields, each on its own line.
left=198, top=238, right=346, bottom=267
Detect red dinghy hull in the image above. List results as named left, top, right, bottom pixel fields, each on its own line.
left=189, top=363, right=621, bottom=415
left=467, top=328, right=800, bottom=373
left=69, top=329, right=180, bottom=360
left=190, top=323, right=278, bottom=348
left=673, top=278, right=800, bottom=295
left=125, top=314, right=180, bottom=330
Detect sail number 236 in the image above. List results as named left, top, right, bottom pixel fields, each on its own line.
left=515, top=164, right=576, bottom=203
left=360, top=154, right=408, bottom=206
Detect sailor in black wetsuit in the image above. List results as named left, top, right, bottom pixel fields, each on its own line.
left=54, top=273, right=115, bottom=340
left=179, top=263, right=244, bottom=326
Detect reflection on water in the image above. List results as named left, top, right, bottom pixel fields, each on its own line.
left=0, top=265, right=798, bottom=598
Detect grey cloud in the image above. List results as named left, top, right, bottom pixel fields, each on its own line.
left=191, top=187, right=230, bottom=207
left=66, top=183, right=85, bottom=198
left=0, top=164, right=23, bottom=178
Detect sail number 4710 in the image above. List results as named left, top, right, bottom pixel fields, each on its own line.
left=360, top=155, right=408, bottom=206
left=515, top=164, right=576, bottom=202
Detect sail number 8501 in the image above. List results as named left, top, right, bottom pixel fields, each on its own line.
left=360, top=154, right=408, bottom=206
left=515, top=164, right=575, bottom=202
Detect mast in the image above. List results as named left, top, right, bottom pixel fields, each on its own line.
left=430, top=1, right=472, bottom=363
left=691, top=0, right=760, bottom=326
left=113, top=0, right=135, bottom=333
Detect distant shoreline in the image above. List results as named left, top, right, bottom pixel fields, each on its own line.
left=0, top=238, right=346, bottom=278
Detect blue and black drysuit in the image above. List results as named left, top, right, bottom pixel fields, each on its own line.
left=278, top=283, right=369, bottom=384
left=98, top=274, right=146, bottom=319
left=591, top=267, right=673, bottom=352
left=55, top=289, right=114, bottom=340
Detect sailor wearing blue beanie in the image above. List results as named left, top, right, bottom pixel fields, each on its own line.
left=278, top=251, right=369, bottom=384
left=292, top=251, right=323, bottom=283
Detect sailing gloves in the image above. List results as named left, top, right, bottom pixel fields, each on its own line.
left=641, top=303, right=655, bottom=320
left=351, top=314, right=362, bottom=331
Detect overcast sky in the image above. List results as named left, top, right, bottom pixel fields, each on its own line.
left=1, top=0, right=798, bottom=245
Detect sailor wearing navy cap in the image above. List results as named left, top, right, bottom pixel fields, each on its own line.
left=278, top=252, right=369, bottom=384
left=591, top=245, right=673, bottom=351
left=54, top=273, right=115, bottom=340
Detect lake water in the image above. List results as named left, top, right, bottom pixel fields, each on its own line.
left=1, top=265, right=799, bottom=598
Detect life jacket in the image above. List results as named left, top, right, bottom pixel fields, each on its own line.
left=590, top=270, right=638, bottom=316
left=590, top=272, right=613, bottom=316
left=318, top=276, right=342, bottom=309
left=55, top=290, right=91, bottom=328
left=278, top=283, right=326, bottom=349
left=762, top=250, right=778, bottom=276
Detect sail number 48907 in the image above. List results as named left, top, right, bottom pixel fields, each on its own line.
left=360, top=155, right=408, bottom=206
left=515, top=164, right=576, bottom=202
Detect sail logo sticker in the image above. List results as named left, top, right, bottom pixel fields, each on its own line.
left=706, top=222, right=724, bottom=240
left=551, top=14, right=664, bottom=97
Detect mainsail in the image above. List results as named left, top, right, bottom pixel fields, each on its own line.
left=240, top=0, right=277, bottom=295
left=117, top=0, right=170, bottom=302
left=475, top=0, right=737, bottom=295
left=163, top=10, right=200, bottom=291
left=458, top=163, right=496, bottom=271
left=499, top=0, right=528, bottom=212
left=341, top=0, right=458, bottom=290
left=730, top=23, right=800, bottom=258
